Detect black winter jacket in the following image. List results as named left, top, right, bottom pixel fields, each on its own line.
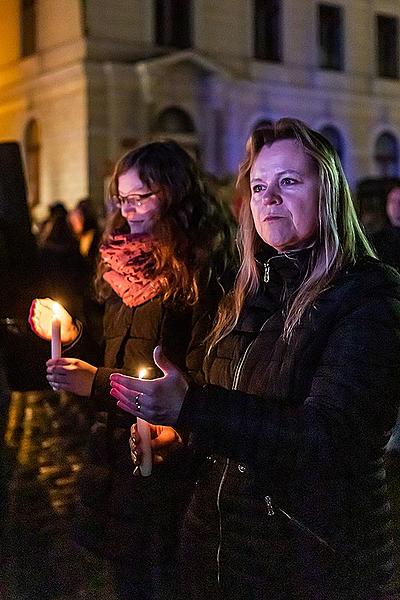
left=73, top=270, right=226, bottom=565
left=178, top=251, right=400, bottom=600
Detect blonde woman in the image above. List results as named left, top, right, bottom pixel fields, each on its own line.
left=111, top=119, right=400, bottom=599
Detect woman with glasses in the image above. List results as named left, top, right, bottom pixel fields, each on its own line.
left=29, top=140, right=236, bottom=599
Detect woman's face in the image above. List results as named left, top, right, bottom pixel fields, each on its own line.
left=117, top=167, right=161, bottom=235
left=250, top=139, right=319, bottom=252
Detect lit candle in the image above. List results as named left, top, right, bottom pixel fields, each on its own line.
left=137, top=367, right=152, bottom=477
left=51, top=302, right=62, bottom=359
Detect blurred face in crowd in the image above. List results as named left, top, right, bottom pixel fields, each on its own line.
left=68, top=208, right=84, bottom=236
left=250, top=139, right=319, bottom=252
left=386, top=187, right=400, bottom=227
left=118, top=168, right=161, bottom=235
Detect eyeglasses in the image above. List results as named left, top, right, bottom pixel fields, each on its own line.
left=113, top=191, right=156, bottom=207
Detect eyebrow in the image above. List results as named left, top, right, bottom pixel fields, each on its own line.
left=118, top=188, right=151, bottom=195
left=250, top=170, right=303, bottom=182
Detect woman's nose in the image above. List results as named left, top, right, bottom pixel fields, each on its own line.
left=261, top=183, right=281, bottom=205
left=123, top=201, right=137, bottom=212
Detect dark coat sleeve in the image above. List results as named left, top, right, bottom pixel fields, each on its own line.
left=91, top=366, right=124, bottom=407
left=62, top=320, right=103, bottom=367
left=178, top=294, right=400, bottom=470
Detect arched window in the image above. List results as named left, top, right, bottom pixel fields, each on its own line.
left=320, top=125, right=344, bottom=162
left=375, top=132, right=398, bottom=177
left=153, top=107, right=198, bottom=159
left=154, top=107, right=195, bottom=134
left=24, top=119, right=40, bottom=209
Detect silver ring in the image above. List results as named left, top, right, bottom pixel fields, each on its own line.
left=135, top=393, right=141, bottom=411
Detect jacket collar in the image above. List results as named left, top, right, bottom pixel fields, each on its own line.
left=256, top=245, right=312, bottom=286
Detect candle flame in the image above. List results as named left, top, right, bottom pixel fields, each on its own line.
left=52, top=302, right=62, bottom=318
left=138, top=367, right=147, bottom=380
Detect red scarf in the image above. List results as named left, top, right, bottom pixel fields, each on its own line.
left=100, top=233, right=162, bottom=307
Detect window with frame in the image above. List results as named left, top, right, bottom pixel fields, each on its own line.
left=154, top=0, right=192, bottom=49
left=254, top=0, right=281, bottom=62
left=376, top=15, right=399, bottom=79
left=20, top=0, right=36, bottom=58
left=375, top=132, right=398, bottom=177
left=318, top=4, right=344, bottom=70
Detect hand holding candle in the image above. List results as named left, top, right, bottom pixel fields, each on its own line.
left=28, top=298, right=79, bottom=344
left=51, top=302, right=62, bottom=359
left=110, top=346, right=188, bottom=426
left=136, top=368, right=152, bottom=477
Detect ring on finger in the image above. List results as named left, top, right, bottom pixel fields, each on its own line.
left=134, top=393, right=141, bottom=411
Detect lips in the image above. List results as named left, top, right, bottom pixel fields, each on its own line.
left=264, top=215, right=284, bottom=221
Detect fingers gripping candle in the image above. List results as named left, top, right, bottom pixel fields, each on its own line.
left=51, top=302, right=62, bottom=359
left=137, top=368, right=152, bottom=476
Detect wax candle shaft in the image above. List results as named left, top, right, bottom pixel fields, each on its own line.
left=137, top=417, right=152, bottom=476
left=51, top=317, right=61, bottom=359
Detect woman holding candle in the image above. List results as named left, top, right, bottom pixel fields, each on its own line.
left=29, top=140, right=236, bottom=600
left=110, top=119, right=400, bottom=600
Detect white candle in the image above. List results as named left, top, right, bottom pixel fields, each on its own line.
left=51, top=302, right=62, bottom=359
left=137, top=367, right=152, bottom=477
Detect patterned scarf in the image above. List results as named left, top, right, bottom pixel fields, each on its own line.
left=100, top=232, right=162, bottom=307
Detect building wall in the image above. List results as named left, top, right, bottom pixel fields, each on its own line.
left=0, top=0, right=88, bottom=221
left=85, top=0, right=152, bottom=45
left=34, top=67, right=87, bottom=219
left=193, top=0, right=400, bottom=186
left=0, top=0, right=400, bottom=219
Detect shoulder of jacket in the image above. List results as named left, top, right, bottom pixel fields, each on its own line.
left=324, top=257, right=400, bottom=311
left=344, top=257, right=400, bottom=289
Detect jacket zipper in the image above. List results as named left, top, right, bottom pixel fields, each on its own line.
left=277, top=506, right=336, bottom=552
left=260, top=255, right=334, bottom=553
left=263, top=260, right=270, bottom=283
left=215, top=315, right=273, bottom=585
left=264, top=496, right=335, bottom=553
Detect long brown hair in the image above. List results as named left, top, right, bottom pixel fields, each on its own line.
left=209, top=118, right=375, bottom=346
left=96, top=140, right=236, bottom=306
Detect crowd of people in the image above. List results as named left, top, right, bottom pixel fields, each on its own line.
left=2, top=119, right=400, bottom=599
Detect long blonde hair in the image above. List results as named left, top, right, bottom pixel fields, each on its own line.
left=209, top=118, right=375, bottom=346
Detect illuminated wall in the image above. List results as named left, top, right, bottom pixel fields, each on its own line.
left=0, top=0, right=87, bottom=222
left=0, top=0, right=400, bottom=220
